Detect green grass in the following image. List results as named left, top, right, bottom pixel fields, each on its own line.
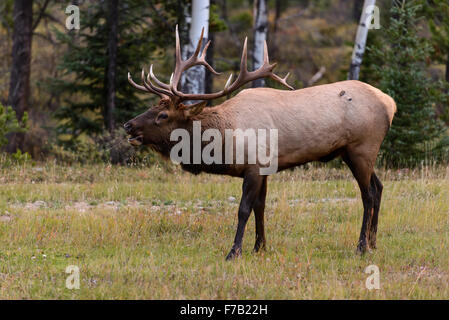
left=0, top=163, right=448, bottom=299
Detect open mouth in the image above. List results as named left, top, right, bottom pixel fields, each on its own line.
left=128, top=135, right=143, bottom=146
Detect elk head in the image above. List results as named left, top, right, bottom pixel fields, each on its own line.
left=124, top=25, right=293, bottom=148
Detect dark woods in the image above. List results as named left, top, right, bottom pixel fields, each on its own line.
left=0, top=0, right=447, bottom=166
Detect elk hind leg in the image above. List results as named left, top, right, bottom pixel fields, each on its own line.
left=253, top=176, right=267, bottom=253
left=342, top=148, right=376, bottom=254
left=368, top=173, right=383, bottom=249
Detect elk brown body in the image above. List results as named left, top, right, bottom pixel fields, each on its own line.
left=125, top=26, right=396, bottom=260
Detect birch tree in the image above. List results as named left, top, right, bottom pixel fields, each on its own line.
left=348, top=0, right=377, bottom=80
left=252, top=0, right=268, bottom=88
left=181, top=0, right=210, bottom=99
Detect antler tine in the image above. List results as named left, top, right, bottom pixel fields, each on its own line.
left=263, top=40, right=269, bottom=64
left=240, top=37, right=248, bottom=74
left=149, top=65, right=171, bottom=90
left=200, top=40, right=220, bottom=75
left=270, top=72, right=294, bottom=90
left=224, top=73, right=233, bottom=91
left=141, top=69, right=172, bottom=97
left=177, top=26, right=204, bottom=65
left=128, top=71, right=170, bottom=99
left=175, top=24, right=182, bottom=65
left=128, top=72, right=150, bottom=93
left=215, top=37, right=248, bottom=94
left=171, top=24, right=187, bottom=93
left=146, top=73, right=173, bottom=97
left=260, top=40, right=293, bottom=89
left=190, top=27, right=204, bottom=61
left=200, top=40, right=211, bottom=59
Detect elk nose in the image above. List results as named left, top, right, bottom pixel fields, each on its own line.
left=124, top=122, right=132, bottom=133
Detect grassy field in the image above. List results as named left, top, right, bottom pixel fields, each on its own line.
left=0, top=162, right=448, bottom=299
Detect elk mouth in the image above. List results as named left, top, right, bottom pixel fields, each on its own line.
left=128, top=135, right=143, bottom=146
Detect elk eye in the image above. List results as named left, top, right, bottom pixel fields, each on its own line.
left=156, top=112, right=168, bottom=123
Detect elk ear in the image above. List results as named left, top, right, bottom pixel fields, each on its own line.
left=184, top=101, right=207, bottom=118
left=155, top=111, right=169, bottom=124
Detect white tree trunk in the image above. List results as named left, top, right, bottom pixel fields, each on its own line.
left=181, top=0, right=210, bottom=101
left=252, top=0, right=268, bottom=88
left=181, top=5, right=191, bottom=64
left=348, top=0, right=376, bottom=80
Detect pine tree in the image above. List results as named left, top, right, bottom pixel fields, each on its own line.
left=51, top=0, right=187, bottom=146
left=424, top=0, right=449, bottom=82
left=422, top=0, right=449, bottom=124
left=370, top=0, right=446, bottom=167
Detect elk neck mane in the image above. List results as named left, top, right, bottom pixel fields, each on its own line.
left=151, top=103, right=233, bottom=160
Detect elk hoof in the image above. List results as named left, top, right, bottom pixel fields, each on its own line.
left=225, top=248, right=241, bottom=261
left=252, top=242, right=266, bottom=253
left=356, top=240, right=370, bottom=255
left=368, top=235, right=377, bottom=249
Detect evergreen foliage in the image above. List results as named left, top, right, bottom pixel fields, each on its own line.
left=0, top=102, right=27, bottom=149
left=368, top=0, right=447, bottom=166
left=421, top=0, right=449, bottom=124
left=423, top=0, right=449, bottom=65
left=51, top=0, right=187, bottom=146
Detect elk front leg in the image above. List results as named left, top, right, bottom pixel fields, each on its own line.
left=226, top=169, right=264, bottom=260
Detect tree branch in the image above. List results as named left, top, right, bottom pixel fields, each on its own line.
left=148, top=0, right=170, bottom=29
left=307, top=66, right=326, bottom=87
left=41, top=12, right=64, bottom=27
left=33, top=31, right=56, bottom=44
left=32, top=0, right=50, bottom=31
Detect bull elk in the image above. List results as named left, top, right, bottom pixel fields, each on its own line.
left=125, top=26, right=396, bottom=260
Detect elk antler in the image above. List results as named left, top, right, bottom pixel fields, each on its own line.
left=128, top=71, right=170, bottom=99
left=171, top=38, right=293, bottom=102
left=169, top=25, right=221, bottom=94
left=128, top=25, right=293, bottom=105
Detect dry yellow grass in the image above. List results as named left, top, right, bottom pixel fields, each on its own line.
left=0, top=163, right=448, bottom=299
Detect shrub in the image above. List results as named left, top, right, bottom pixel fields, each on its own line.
left=0, top=102, right=31, bottom=164
left=0, top=102, right=28, bottom=149
left=48, top=128, right=165, bottom=167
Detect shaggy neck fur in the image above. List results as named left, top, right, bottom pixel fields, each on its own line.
left=153, top=105, right=233, bottom=161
